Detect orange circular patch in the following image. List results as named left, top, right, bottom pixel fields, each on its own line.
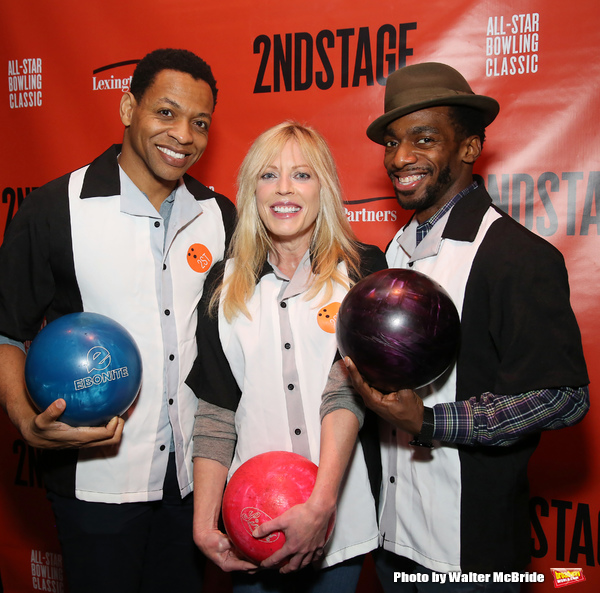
left=317, top=302, right=341, bottom=334
left=187, top=244, right=213, bottom=273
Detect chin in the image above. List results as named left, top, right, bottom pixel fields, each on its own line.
left=156, top=165, right=191, bottom=181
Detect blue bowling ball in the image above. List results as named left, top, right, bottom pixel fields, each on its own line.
left=25, top=312, right=142, bottom=427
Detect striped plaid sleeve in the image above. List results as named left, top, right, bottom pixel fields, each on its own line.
left=432, top=386, right=589, bottom=447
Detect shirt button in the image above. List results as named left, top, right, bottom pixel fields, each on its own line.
left=154, top=221, right=161, bottom=228
left=408, top=261, right=414, bottom=267
left=169, top=354, right=175, bottom=361
left=390, top=476, right=395, bottom=484
left=169, top=399, right=174, bottom=405
left=284, top=343, right=291, bottom=350
left=163, top=263, right=167, bottom=270
left=165, top=309, right=170, bottom=316
left=160, top=445, right=166, bottom=451
left=288, top=384, right=294, bottom=391
left=280, top=302, right=287, bottom=308
left=295, top=428, right=301, bottom=435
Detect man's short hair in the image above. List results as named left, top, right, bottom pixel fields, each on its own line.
left=448, top=105, right=487, bottom=146
left=130, top=48, right=218, bottom=106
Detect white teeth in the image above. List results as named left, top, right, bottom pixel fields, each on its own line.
left=273, top=206, right=300, bottom=213
left=158, top=146, right=186, bottom=160
left=398, top=174, right=425, bottom=185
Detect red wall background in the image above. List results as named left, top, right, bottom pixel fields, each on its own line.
left=1, top=0, right=599, bottom=591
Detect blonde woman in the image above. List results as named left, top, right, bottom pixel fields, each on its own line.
left=187, top=122, right=386, bottom=593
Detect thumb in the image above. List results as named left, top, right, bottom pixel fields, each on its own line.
left=252, top=517, right=281, bottom=539
left=344, top=357, right=364, bottom=385
left=32, top=398, right=67, bottom=431
left=42, top=398, right=67, bottom=422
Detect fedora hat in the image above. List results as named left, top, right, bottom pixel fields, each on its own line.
left=366, top=62, right=500, bottom=144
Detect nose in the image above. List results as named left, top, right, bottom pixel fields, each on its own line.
left=168, top=119, right=193, bottom=145
left=276, top=175, right=293, bottom=194
left=389, top=140, right=418, bottom=169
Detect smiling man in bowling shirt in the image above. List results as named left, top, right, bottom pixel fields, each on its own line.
left=345, top=62, right=589, bottom=592
left=0, top=48, right=235, bottom=593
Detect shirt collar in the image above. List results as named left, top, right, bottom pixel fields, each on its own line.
left=441, top=182, right=493, bottom=242
left=415, top=182, right=478, bottom=246
left=80, top=144, right=122, bottom=198
left=261, top=250, right=314, bottom=300
left=112, top=157, right=201, bottom=230
left=78, top=143, right=216, bottom=206
left=118, top=165, right=164, bottom=217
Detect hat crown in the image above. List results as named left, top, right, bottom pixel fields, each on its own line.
left=384, top=63, right=474, bottom=111
left=366, top=62, right=500, bottom=144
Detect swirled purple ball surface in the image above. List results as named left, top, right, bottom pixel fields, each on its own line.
left=336, top=269, right=460, bottom=391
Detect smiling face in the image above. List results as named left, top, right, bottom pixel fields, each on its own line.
left=119, top=69, right=214, bottom=205
left=255, top=139, right=321, bottom=253
left=383, top=106, right=481, bottom=223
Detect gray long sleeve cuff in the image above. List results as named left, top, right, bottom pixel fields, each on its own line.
left=320, top=359, right=365, bottom=428
left=192, top=398, right=237, bottom=467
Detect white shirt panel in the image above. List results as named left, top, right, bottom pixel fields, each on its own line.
left=68, top=164, right=226, bottom=502
left=382, top=207, right=502, bottom=572
left=218, top=256, right=378, bottom=566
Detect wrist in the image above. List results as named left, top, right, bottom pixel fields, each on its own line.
left=409, top=406, right=435, bottom=448
left=306, top=491, right=337, bottom=517
left=12, top=404, right=38, bottom=440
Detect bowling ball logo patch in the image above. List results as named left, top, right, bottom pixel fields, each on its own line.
left=240, top=507, right=281, bottom=543
left=187, top=244, right=213, bottom=273
left=317, top=302, right=340, bottom=334
left=87, top=346, right=111, bottom=372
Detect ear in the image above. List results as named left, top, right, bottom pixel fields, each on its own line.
left=461, top=135, right=482, bottom=165
left=120, top=92, right=136, bottom=127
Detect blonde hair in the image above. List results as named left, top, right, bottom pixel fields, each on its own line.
left=216, top=121, right=362, bottom=321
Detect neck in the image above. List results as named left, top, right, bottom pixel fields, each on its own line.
left=415, top=175, right=474, bottom=224
left=269, top=238, right=310, bottom=278
left=118, top=150, right=178, bottom=212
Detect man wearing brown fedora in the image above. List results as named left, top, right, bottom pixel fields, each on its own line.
left=345, top=62, right=589, bottom=590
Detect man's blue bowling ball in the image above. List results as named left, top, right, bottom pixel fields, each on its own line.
left=336, top=269, right=460, bottom=392
left=25, top=312, right=142, bottom=427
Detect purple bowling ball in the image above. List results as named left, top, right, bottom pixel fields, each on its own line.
left=336, top=269, right=460, bottom=392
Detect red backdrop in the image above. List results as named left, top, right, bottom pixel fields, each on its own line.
left=1, top=0, right=599, bottom=591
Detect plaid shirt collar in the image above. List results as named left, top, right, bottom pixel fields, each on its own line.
left=415, top=182, right=478, bottom=246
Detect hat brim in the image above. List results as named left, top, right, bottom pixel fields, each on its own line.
left=366, top=95, right=500, bottom=145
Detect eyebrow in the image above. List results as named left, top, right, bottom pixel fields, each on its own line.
left=410, top=125, right=440, bottom=135
left=384, top=124, right=440, bottom=138
left=155, top=97, right=212, bottom=120
left=263, top=163, right=311, bottom=171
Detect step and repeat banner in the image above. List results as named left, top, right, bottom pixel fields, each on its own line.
left=1, top=0, right=599, bottom=591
